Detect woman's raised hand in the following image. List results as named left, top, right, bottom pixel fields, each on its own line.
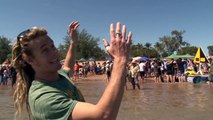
left=103, top=22, right=132, bottom=63
left=67, top=21, right=80, bottom=43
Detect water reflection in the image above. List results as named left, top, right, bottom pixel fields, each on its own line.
left=1, top=81, right=213, bottom=120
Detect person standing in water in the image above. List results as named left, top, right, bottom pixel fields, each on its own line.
left=130, top=61, right=140, bottom=89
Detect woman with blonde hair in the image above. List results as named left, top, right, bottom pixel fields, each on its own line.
left=12, top=21, right=132, bottom=120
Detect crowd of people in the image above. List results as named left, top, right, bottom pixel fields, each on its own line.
left=125, top=57, right=213, bottom=89
left=1, top=56, right=213, bottom=89
left=0, top=62, right=16, bottom=86
left=70, top=60, right=112, bottom=80
left=64, top=56, right=213, bottom=89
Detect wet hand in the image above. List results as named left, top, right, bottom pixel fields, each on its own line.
left=103, top=22, right=132, bottom=62
left=67, top=21, right=80, bottom=43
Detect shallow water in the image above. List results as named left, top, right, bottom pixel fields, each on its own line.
left=1, top=80, right=213, bottom=120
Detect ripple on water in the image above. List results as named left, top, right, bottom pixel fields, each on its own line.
left=1, top=81, right=213, bottom=120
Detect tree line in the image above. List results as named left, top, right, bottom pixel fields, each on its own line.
left=1, top=29, right=213, bottom=63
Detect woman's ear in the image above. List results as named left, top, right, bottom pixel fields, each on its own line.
left=22, top=54, right=34, bottom=66
left=27, top=57, right=34, bottom=65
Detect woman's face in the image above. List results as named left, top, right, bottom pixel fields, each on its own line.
left=29, top=35, right=61, bottom=73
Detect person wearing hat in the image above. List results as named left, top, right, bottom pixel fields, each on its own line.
left=130, top=60, right=140, bottom=89
left=105, top=60, right=112, bottom=82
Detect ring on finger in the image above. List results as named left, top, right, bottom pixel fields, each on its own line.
left=105, top=44, right=110, bottom=48
left=116, top=32, right=122, bottom=38
left=105, top=45, right=110, bottom=51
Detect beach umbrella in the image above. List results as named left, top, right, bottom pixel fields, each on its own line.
left=132, top=56, right=149, bottom=62
left=88, top=58, right=95, bottom=61
left=140, top=56, right=150, bottom=61
left=181, top=54, right=194, bottom=59
left=79, top=58, right=86, bottom=62
left=166, top=54, right=179, bottom=59
left=166, top=53, right=194, bottom=59
left=132, top=56, right=141, bottom=61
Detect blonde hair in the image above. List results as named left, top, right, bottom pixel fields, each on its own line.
left=12, top=27, right=47, bottom=119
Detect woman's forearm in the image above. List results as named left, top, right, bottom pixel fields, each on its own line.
left=96, top=59, right=127, bottom=119
left=63, top=42, right=77, bottom=74
left=63, top=21, right=79, bottom=75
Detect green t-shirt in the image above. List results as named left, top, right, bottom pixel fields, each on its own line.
left=28, top=69, right=85, bottom=120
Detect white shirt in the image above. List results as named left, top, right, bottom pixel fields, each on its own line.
left=139, top=62, right=146, bottom=72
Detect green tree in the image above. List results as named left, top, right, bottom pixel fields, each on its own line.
left=207, top=46, right=213, bottom=56
left=144, top=42, right=152, bottom=49
left=171, top=30, right=190, bottom=47
left=130, top=43, right=159, bottom=58
left=58, top=42, right=68, bottom=60
left=154, top=42, right=167, bottom=57
left=58, top=29, right=106, bottom=60
left=177, top=46, right=197, bottom=56
left=141, top=48, right=159, bottom=58
left=0, top=36, right=12, bottom=63
left=158, top=30, right=190, bottom=56
left=159, top=36, right=176, bottom=55
left=130, top=43, right=143, bottom=57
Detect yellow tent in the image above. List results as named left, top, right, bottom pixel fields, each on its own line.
left=194, top=47, right=208, bottom=63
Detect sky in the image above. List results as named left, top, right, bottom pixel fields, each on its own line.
left=0, top=0, right=212, bottom=55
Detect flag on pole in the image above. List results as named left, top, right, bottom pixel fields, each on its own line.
left=194, top=47, right=208, bottom=63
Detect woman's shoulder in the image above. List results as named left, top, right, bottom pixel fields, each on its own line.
left=29, top=80, right=58, bottom=94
